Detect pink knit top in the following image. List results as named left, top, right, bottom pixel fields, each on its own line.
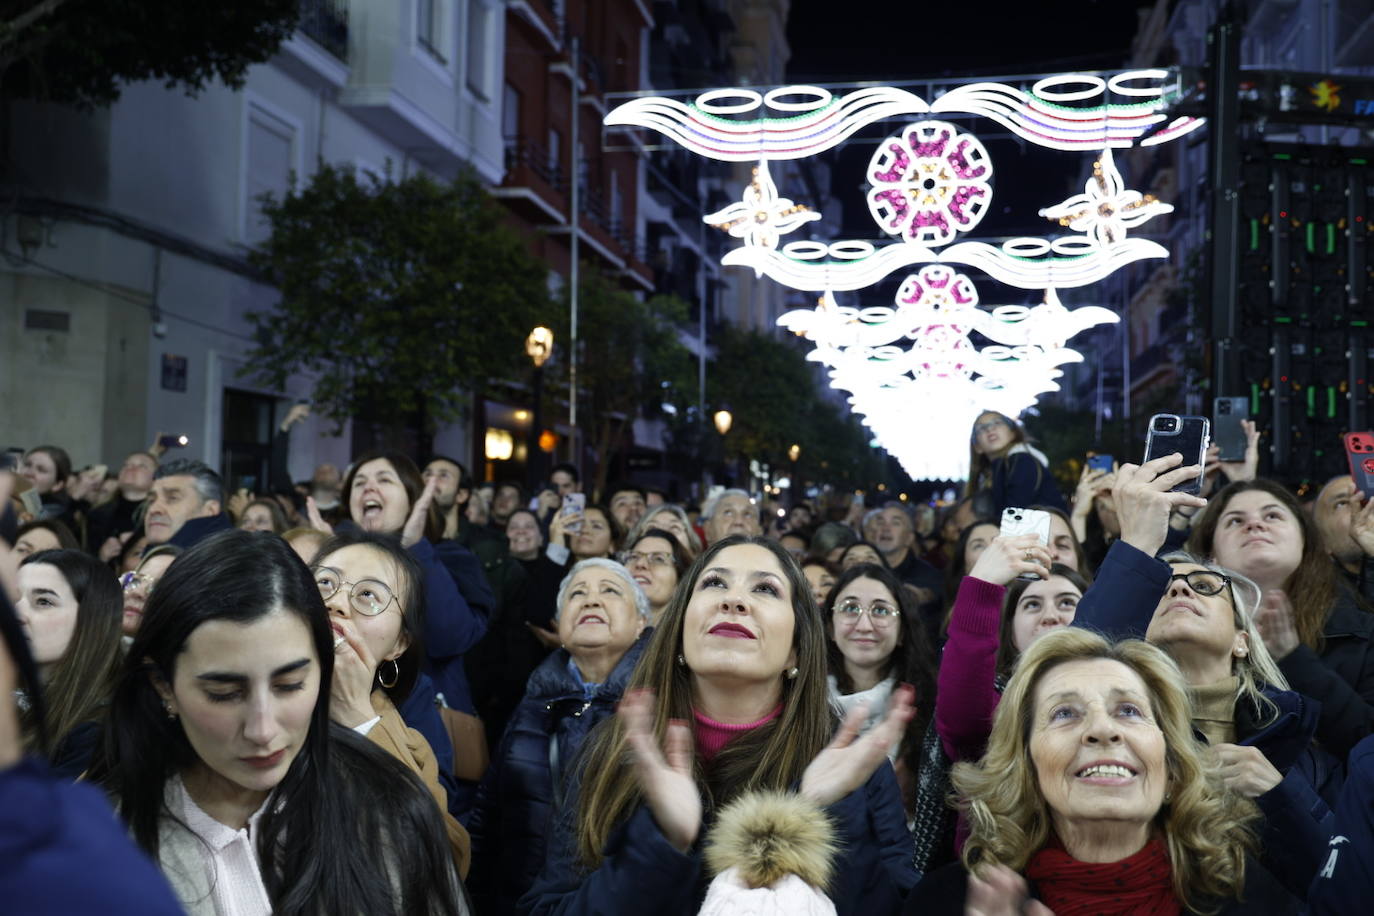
left=692, top=705, right=782, bottom=763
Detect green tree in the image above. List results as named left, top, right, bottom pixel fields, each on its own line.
left=242, top=163, right=554, bottom=442
left=0, top=0, right=300, bottom=107
left=552, top=270, right=695, bottom=498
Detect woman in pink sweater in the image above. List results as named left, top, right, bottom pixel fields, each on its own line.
left=934, top=535, right=1088, bottom=764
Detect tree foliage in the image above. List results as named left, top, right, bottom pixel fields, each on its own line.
left=0, top=0, right=299, bottom=108
left=243, top=163, right=554, bottom=434
left=706, top=326, right=886, bottom=489
left=551, top=270, right=696, bottom=497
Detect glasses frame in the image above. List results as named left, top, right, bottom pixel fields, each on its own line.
left=1165, top=570, right=1232, bottom=597
left=833, top=599, right=901, bottom=627
left=120, top=571, right=155, bottom=593
left=312, top=566, right=403, bottom=618
left=619, top=549, right=674, bottom=569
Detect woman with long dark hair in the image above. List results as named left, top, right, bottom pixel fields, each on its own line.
left=963, top=411, right=1065, bottom=516
left=90, top=529, right=467, bottom=916
left=15, top=549, right=122, bottom=777
left=522, top=535, right=917, bottom=914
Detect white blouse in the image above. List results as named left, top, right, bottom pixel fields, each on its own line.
left=826, top=674, right=900, bottom=762
left=167, top=774, right=273, bottom=916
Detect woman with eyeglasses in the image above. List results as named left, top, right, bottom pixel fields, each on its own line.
left=964, top=410, right=1065, bottom=517
left=119, top=545, right=181, bottom=638
left=621, top=527, right=690, bottom=625
left=308, top=530, right=471, bottom=875
left=468, top=558, right=650, bottom=915
left=1070, top=461, right=1344, bottom=900
left=14, top=549, right=123, bottom=779
left=90, top=529, right=469, bottom=915
left=822, top=563, right=944, bottom=869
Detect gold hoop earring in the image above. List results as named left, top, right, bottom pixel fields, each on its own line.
left=378, top=659, right=400, bottom=690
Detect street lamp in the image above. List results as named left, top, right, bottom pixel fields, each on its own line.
left=713, top=408, right=733, bottom=436
left=787, top=443, right=800, bottom=462
left=525, top=327, right=554, bottom=489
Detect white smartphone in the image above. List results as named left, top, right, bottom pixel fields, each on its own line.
left=1000, top=506, right=1052, bottom=579
left=560, top=492, right=586, bottom=533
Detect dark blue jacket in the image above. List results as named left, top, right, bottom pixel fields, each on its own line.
left=164, top=511, right=234, bottom=551
left=468, top=633, right=648, bottom=914
left=1073, top=539, right=1343, bottom=897
left=414, top=536, right=489, bottom=715
left=518, top=756, right=917, bottom=915
left=1276, top=589, right=1374, bottom=760
left=1308, top=733, right=1374, bottom=913
left=0, top=757, right=183, bottom=915
left=984, top=450, right=1066, bottom=516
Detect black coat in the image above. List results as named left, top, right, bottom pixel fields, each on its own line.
left=906, top=856, right=1300, bottom=916
left=1277, top=587, right=1374, bottom=760
left=466, top=633, right=648, bottom=915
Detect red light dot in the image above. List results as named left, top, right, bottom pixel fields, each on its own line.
left=1280, top=210, right=1289, bottom=218
left=1281, top=375, right=1289, bottom=382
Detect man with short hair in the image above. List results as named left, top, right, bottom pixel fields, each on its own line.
left=872, top=502, right=944, bottom=633
left=607, top=484, right=647, bottom=533
left=144, top=459, right=231, bottom=548
left=701, top=489, right=761, bottom=544
left=88, top=451, right=158, bottom=560
left=549, top=463, right=580, bottom=499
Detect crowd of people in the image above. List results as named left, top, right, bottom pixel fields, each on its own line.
left=4, top=405, right=1374, bottom=914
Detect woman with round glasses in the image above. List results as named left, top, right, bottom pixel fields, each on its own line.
left=620, top=527, right=689, bottom=625
left=822, top=563, right=943, bottom=867
left=15, top=549, right=123, bottom=778
left=964, top=410, right=1065, bottom=517
left=309, top=530, right=471, bottom=876
left=469, top=558, right=650, bottom=914
left=119, top=545, right=181, bottom=638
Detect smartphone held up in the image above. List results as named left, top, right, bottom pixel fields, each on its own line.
left=1000, top=506, right=1051, bottom=580
left=1143, top=414, right=1210, bottom=496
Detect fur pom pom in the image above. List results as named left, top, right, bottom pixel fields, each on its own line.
left=703, top=790, right=837, bottom=890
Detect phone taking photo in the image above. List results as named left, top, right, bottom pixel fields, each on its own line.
left=1000, top=506, right=1051, bottom=580
left=1087, top=454, right=1114, bottom=474
left=1213, top=396, right=1250, bottom=463
left=1143, top=414, right=1210, bottom=496
left=1345, top=432, right=1374, bottom=502
left=560, top=492, right=586, bottom=533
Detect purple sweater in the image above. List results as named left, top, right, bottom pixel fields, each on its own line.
left=934, top=576, right=1006, bottom=763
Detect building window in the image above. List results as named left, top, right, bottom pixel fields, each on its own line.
left=609, top=167, right=622, bottom=233
left=502, top=83, right=520, bottom=140
left=547, top=128, right=561, bottom=180
left=243, top=102, right=298, bottom=246
left=466, top=1, right=492, bottom=99
left=417, top=0, right=446, bottom=62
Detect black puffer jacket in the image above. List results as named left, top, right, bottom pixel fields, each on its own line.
left=466, top=632, right=648, bottom=915
left=1277, top=587, right=1374, bottom=759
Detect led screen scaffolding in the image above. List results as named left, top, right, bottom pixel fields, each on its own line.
left=605, top=70, right=1203, bottom=481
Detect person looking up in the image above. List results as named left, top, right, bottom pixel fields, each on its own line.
left=607, top=484, right=648, bottom=534
left=778, top=530, right=809, bottom=563
left=550, top=463, right=580, bottom=500
left=144, top=459, right=230, bottom=549
left=871, top=503, right=944, bottom=634
left=236, top=499, right=288, bottom=534
left=624, top=504, right=700, bottom=560
left=620, top=528, right=690, bottom=625
left=1312, top=474, right=1374, bottom=597
left=964, top=411, right=1065, bottom=516
left=89, top=451, right=158, bottom=561
left=700, top=489, right=761, bottom=544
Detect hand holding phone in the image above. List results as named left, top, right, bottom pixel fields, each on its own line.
left=1000, top=507, right=1052, bottom=579
left=1087, top=454, right=1114, bottom=474
left=1345, top=432, right=1374, bottom=501
left=1143, top=414, right=1210, bottom=496
left=559, top=492, right=586, bottom=534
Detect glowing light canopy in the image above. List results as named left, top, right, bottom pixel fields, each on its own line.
left=606, top=70, right=1191, bottom=481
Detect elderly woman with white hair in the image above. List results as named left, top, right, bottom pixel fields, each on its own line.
left=467, top=558, right=651, bottom=914
left=700, top=488, right=760, bottom=545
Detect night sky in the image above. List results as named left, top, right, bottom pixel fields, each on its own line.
left=783, top=0, right=1158, bottom=252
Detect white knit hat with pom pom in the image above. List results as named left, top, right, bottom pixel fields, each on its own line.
left=696, top=790, right=838, bottom=916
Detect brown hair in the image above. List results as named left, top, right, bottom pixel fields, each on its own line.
left=19, top=550, right=123, bottom=759
left=1186, top=478, right=1338, bottom=652
left=955, top=628, right=1258, bottom=913
left=342, top=452, right=443, bottom=543
left=964, top=411, right=1029, bottom=498
left=995, top=563, right=1092, bottom=678
left=573, top=536, right=833, bottom=869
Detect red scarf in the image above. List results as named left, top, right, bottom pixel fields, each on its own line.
left=1025, top=835, right=1180, bottom=916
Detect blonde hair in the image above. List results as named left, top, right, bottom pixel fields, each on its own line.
left=954, top=628, right=1258, bottom=913
left=1159, top=552, right=1289, bottom=724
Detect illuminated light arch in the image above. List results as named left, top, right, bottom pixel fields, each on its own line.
left=606, top=69, right=1192, bottom=481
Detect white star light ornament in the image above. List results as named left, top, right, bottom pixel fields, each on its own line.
left=1039, top=148, right=1174, bottom=246
left=704, top=161, right=820, bottom=272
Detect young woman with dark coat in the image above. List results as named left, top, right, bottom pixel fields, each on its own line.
left=520, top=535, right=918, bottom=915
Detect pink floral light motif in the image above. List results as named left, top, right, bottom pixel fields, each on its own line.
left=896, top=265, right=982, bottom=380
left=866, top=120, right=992, bottom=247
